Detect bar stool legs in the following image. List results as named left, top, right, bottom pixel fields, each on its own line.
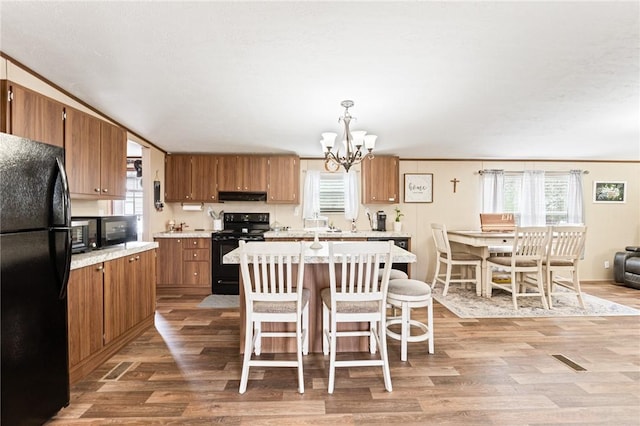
left=386, top=279, right=434, bottom=361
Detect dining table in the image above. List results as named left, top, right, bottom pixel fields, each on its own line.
left=224, top=241, right=417, bottom=354
left=446, top=230, right=515, bottom=296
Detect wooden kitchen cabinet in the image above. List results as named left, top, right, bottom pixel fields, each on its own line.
left=65, top=106, right=126, bottom=199
left=218, top=155, right=268, bottom=192
left=103, top=250, right=156, bottom=344
left=267, top=155, right=299, bottom=203
left=155, top=237, right=211, bottom=294
left=165, top=154, right=219, bottom=202
left=191, top=155, right=219, bottom=202
left=67, top=263, right=104, bottom=370
left=1, top=80, right=65, bottom=148
left=155, top=237, right=184, bottom=285
left=164, top=154, right=193, bottom=201
left=67, top=247, right=156, bottom=384
left=361, top=155, right=399, bottom=204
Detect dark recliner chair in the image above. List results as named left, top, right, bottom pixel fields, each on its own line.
left=614, top=247, right=640, bottom=290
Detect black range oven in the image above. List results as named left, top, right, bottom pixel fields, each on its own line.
left=211, top=212, right=269, bottom=295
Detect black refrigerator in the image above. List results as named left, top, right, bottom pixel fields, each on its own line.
left=1, top=132, right=72, bottom=425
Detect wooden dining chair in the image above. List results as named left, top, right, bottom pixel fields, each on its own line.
left=238, top=240, right=309, bottom=394
left=545, top=225, right=587, bottom=308
left=321, top=240, right=394, bottom=394
left=431, top=223, right=483, bottom=296
left=486, top=226, right=551, bottom=310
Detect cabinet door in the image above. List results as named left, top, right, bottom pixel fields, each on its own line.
left=67, top=263, right=104, bottom=368
left=165, top=155, right=193, bottom=201
left=103, top=256, right=130, bottom=344
left=133, top=250, right=156, bottom=324
left=244, top=156, right=268, bottom=191
left=183, top=261, right=210, bottom=286
left=104, top=251, right=155, bottom=344
left=191, top=155, right=218, bottom=202
left=361, top=155, right=399, bottom=204
left=2, top=81, right=65, bottom=148
left=65, top=107, right=102, bottom=196
left=100, top=121, right=127, bottom=199
left=267, top=155, right=299, bottom=203
left=217, top=155, right=243, bottom=191
left=155, top=238, right=183, bottom=286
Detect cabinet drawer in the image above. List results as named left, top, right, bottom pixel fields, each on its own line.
left=183, top=248, right=210, bottom=262
left=183, top=261, right=210, bottom=286
left=184, top=238, right=210, bottom=249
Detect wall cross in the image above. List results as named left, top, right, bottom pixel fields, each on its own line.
left=450, top=178, right=460, bottom=193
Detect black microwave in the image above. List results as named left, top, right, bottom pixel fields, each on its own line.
left=72, top=215, right=138, bottom=250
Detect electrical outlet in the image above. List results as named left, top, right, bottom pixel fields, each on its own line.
left=604, top=260, right=610, bottom=269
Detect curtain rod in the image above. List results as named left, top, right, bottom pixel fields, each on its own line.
left=477, top=169, right=589, bottom=175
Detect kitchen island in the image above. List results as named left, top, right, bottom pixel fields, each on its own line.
left=224, top=241, right=416, bottom=353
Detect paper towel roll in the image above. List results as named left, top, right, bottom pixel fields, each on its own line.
left=182, top=203, right=203, bottom=211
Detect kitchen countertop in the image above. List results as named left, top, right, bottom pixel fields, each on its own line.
left=154, top=230, right=216, bottom=238
left=71, top=241, right=158, bottom=270
left=153, top=230, right=411, bottom=239
left=223, top=241, right=416, bottom=264
left=264, top=230, right=411, bottom=239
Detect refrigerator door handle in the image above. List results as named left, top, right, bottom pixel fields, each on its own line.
left=52, top=157, right=72, bottom=300
left=55, top=157, right=72, bottom=228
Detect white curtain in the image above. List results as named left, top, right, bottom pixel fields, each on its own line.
left=343, top=170, right=359, bottom=220
left=302, top=170, right=321, bottom=219
left=519, top=170, right=546, bottom=226
left=566, top=169, right=584, bottom=224
left=481, top=169, right=504, bottom=213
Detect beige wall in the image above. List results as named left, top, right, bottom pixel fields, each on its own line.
left=4, top=57, right=638, bottom=282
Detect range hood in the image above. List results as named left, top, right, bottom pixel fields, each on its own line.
left=218, top=191, right=267, bottom=202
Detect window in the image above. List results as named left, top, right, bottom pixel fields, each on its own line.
left=501, top=172, right=571, bottom=225
left=112, top=169, right=143, bottom=240
left=319, top=173, right=345, bottom=214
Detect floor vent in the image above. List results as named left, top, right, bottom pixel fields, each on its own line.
left=101, top=361, right=135, bottom=381
left=552, top=354, right=587, bottom=371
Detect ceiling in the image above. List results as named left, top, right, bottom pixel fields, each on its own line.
left=1, top=1, right=638, bottom=161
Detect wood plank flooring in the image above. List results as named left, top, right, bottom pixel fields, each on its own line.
left=49, top=282, right=640, bottom=425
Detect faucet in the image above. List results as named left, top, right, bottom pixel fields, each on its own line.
left=351, top=219, right=357, bottom=232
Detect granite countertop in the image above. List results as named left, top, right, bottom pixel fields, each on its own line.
left=154, top=230, right=215, bottom=238
left=71, top=241, right=158, bottom=270
left=153, top=230, right=411, bottom=239
left=264, top=230, right=411, bottom=239
left=223, top=242, right=416, bottom=265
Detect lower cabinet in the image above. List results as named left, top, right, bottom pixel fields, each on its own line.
left=67, top=263, right=104, bottom=369
left=104, top=250, right=156, bottom=344
left=67, top=248, right=156, bottom=384
left=155, top=237, right=211, bottom=294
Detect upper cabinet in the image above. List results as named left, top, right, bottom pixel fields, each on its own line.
left=1, top=80, right=64, bottom=148
left=218, top=155, right=267, bottom=192
left=165, top=154, right=219, bottom=202
left=361, top=155, right=399, bottom=204
left=65, top=107, right=126, bottom=199
left=267, top=155, right=299, bottom=204
left=165, top=154, right=193, bottom=202
left=191, top=155, right=219, bottom=202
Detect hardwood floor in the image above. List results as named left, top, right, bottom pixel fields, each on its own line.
left=49, top=282, right=640, bottom=425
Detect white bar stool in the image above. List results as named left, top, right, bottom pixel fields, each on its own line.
left=386, top=279, right=434, bottom=362
left=379, top=268, right=409, bottom=281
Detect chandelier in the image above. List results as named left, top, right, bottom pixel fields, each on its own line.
left=320, top=100, right=376, bottom=172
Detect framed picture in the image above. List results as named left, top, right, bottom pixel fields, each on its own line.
left=593, top=181, right=626, bottom=203
left=404, top=173, right=433, bottom=203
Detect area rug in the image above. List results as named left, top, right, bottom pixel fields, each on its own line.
left=197, top=294, right=240, bottom=309
left=431, top=285, right=640, bottom=318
